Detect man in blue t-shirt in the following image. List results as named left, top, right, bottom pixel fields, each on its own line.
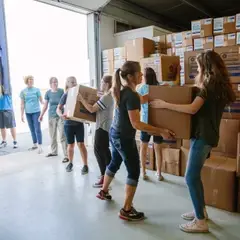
left=0, top=94, right=18, bottom=148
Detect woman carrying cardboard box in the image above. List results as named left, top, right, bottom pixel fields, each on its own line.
left=151, top=50, right=236, bottom=233
left=78, top=75, right=114, bottom=188
left=97, top=61, right=174, bottom=221
left=57, top=77, right=88, bottom=174
left=137, top=67, right=164, bottom=181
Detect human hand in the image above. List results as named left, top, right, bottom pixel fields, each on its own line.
left=150, top=99, right=167, bottom=109
left=21, top=115, right=25, bottom=123
left=38, top=115, right=43, bottom=122
left=62, top=113, right=68, bottom=120
left=161, top=129, right=175, bottom=140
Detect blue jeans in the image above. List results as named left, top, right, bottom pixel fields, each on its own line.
left=26, top=112, right=42, bottom=145
left=106, top=128, right=140, bottom=186
left=185, top=138, right=212, bottom=220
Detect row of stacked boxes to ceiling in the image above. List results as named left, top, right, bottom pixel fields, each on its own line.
left=101, top=13, right=240, bottom=213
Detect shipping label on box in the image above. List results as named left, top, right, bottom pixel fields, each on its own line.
left=102, top=61, right=114, bottom=74
left=192, top=20, right=201, bottom=37
left=214, top=35, right=224, bottom=47
left=237, top=32, right=240, bottom=45
left=236, top=13, right=240, bottom=31
left=102, top=49, right=114, bottom=62
left=175, top=48, right=185, bottom=59
left=174, top=32, right=184, bottom=48
left=194, top=38, right=204, bottom=50
left=114, top=47, right=126, bottom=60
left=214, top=17, right=224, bottom=34
left=214, top=46, right=240, bottom=83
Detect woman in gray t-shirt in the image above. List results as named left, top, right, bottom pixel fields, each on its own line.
left=39, top=77, right=68, bottom=162
left=78, top=75, right=114, bottom=188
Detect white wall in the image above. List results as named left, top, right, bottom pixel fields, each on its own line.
left=99, top=15, right=116, bottom=50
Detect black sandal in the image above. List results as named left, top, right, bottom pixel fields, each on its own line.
left=46, top=153, right=58, bottom=157
left=62, top=157, right=69, bottom=163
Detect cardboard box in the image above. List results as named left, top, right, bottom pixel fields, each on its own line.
left=214, top=33, right=236, bottom=48
left=136, top=141, right=156, bottom=170
left=167, top=48, right=175, bottom=56
left=125, top=38, right=155, bottom=62
left=237, top=32, right=240, bottom=45
left=65, top=85, right=99, bottom=122
left=141, top=55, right=180, bottom=85
left=161, top=148, right=180, bottom=176
left=237, top=133, right=240, bottom=177
left=236, top=13, right=240, bottom=32
left=184, top=50, right=202, bottom=84
left=182, top=140, right=190, bottom=149
left=232, top=84, right=240, bottom=100
left=202, top=156, right=237, bottom=212
left=237, top=177, right=240, bottom=212
left=102, top=49, right=114, bottom=62
left=191, top=18, right=213, bottom=38
left=212, top=119, right=240, bottom=158
left=102, top=60, right=114, bottom=74
left=214, top=16, right=236, bottom=35
left=114, top=47, right=126, bottom=60
left=180, top=147, right=189, bottom=177
left=193, top=37, right=214, bottom=51
left=174, top=31, right=193, bottom=48
left=153, top=35, right=167, bottom=50
left=222, top=102, right=240, bottom=120
left=166, top=34, right=174, bottom=48
left=148, top=86, right=197, bottom=139
left=213, top=46, right=240, bottom=84
left=114, top=59, right=126, bottom=71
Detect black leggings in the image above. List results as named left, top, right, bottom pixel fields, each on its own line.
left=94, top=128, right=111, bottom=176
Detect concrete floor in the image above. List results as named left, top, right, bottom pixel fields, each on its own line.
left=0, top=146, right=240, bottom=240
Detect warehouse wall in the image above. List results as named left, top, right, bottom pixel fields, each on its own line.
left=99, top=15, right=116, bottom=50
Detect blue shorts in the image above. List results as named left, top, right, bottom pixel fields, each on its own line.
left=64, top=123, right=84, bottom=144
left=140, top=131, right=163, bottom=144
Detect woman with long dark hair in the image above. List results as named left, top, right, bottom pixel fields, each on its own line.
left=78, top=75, right=114, bottom=188
left=97, top=61, right=174, bottom=221
left=151, top=50, right=236, bottom=233
left=137, top=67, right=164, bottom=181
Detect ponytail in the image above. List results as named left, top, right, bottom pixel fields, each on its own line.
left=112, top=68, right=122, bottom=106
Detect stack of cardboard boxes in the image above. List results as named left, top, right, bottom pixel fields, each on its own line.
left=99, top=13, right=240, bottom=213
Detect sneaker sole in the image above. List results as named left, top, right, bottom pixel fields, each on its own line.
left=179, top=225, right=209, bottom=233
left=96, top=194, right=112, bottom=201
left=119, top=214, right=145, bottom=222
left=92, top=184, right=103, bottom=188
left=81, top=171, right=89, bottom=175
left=181, top=215, right=209, bottom=221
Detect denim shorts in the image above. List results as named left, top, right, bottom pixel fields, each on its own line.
left=64, top=123, right=84, bottom=144
left=140, top=131, right=163, bottom=144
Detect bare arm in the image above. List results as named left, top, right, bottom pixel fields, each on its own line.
left=56, top=104, right=64, bottom=118
left=39, top=96, right=44, bottom=105
left=21, top=99, right=25, bottom=122
left=151, top=97, right=204, bottom=115
left=39, top=101, right=49, bottom=119
left=138, top=94, right=148, bottom=104
left=128, top=109, right=174, bottom=139
left=78, top=94, right=99, bottom=113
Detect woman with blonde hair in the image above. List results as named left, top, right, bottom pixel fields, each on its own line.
left=20, top=75, right=44, bottom=154
left=57, top=76, right=88, bottom=174
left=151, top=50, right=236, bottom=233
left=39, top=77, right=68, bottom=162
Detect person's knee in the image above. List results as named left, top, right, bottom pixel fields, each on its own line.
left=68, top=144, right=74, bottom=151
left=154, top=143, right=161, bottom=150
left=107, top=160, right=121, bottom=176
left=185, top=172, right=198, bottom=186
left=78, top=142, right=86, bottom=150
left=127, top=165, right=140, bottom=186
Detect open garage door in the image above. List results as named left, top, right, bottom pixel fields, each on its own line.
left=35, top=0, right=111, bottom=13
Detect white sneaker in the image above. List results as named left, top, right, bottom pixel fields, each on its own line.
left=13, top=141, right=18, bottom=149
left=38, top=146, right=43, bottom=154
left=0, top=141, right=7, bottom=148
left=181, top=209, right=209, bottom=221
left=179, top=218, right=209, bottom=233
